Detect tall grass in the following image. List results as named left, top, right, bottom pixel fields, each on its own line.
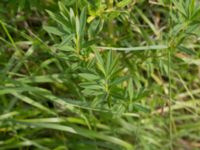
left=0, top=0, right=200, bottom=150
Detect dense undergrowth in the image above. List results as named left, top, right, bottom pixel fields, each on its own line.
left=0, top=0, right=200, bottom=150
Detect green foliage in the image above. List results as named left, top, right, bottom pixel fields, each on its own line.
left=0, top=0, right=200, bottom=150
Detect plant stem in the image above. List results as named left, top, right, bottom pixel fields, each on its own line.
left=76, top=36, right=80, bottom=55
left=168, top=47, right=173, bottom=150
left=107, top=0, right=114, bottom=40
left=169, top=0, right=173, bottom=149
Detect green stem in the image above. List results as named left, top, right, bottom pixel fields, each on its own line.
left=76, top=36, right=80, bottom=55
left=0, top=20, right=18, bottom=51
left=168, top=48, right=173, bottom=150
left=107, top=0, right=114, bottom=39
left=169, top=0, right=173, bottom=149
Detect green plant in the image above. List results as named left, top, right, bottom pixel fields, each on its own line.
left=0, top=0, right=200, bottom=150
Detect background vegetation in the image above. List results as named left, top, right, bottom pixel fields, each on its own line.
left=0, top=0, right=200, bottom=149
